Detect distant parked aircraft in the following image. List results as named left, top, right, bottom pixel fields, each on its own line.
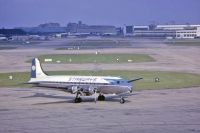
left=28, top=58, right=142, bottom=103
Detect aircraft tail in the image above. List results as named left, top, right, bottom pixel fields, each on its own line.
left=30, top=58, right=47, bottom=78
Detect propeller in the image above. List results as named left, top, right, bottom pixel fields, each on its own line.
left=94, top=89, right=97, bottom=103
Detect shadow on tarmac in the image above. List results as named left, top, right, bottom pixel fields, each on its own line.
left=21, top=92, right=135, bottom=104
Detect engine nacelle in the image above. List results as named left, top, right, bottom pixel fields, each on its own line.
left=70, top=86, right=96, bottom=95
left=82, top=86, right=96, bottom=96
left=87, top=86, right=95, bottom=95
left=71, top=86, right=79, bottom=94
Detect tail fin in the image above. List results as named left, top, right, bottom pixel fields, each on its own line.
left=31, top=58, right=47, bottom=78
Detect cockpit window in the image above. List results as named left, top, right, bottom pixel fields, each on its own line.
left=105, top=79, right=128, bottom=85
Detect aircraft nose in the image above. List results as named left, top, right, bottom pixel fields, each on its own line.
left=128, top=86, right=133, bottom=93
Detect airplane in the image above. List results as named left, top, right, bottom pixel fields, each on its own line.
left=28, top=58, right=142, bottom=104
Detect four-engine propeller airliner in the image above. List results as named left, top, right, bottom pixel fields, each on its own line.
left=28, top=58, right=142, bottom=103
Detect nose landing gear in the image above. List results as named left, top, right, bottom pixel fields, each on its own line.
left=120, top=97, right=125, bottom=104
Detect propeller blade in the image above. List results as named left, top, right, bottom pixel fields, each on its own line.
left=128, top=77, right=143, bottom=83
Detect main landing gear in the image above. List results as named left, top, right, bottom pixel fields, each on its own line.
left=98, top=94, right=105, bottom=101
left=74, top=92, right=126, bottom=104
left=74, top=91, right=82, bottom=103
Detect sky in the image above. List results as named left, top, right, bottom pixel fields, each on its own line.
left=0, top=0, right=200, bottom=28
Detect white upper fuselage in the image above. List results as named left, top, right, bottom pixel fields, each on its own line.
left=29, top=75, right=115, bottom=84
left=28, top=58, right=133, bottom=95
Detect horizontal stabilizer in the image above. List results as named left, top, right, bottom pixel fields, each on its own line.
left=128, top=78, right=143, bottom=83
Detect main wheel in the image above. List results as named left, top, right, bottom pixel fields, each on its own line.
left=98, top=95, right=105, bottom=101
left=75, top=97, right=82, bottom=103
left=101, top=95, right=105, bottom=101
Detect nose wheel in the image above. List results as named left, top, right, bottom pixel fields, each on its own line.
left=120, top=97, right=125, bottom=104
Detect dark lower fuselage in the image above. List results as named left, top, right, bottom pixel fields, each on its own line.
left=33, top=81, right=132, bottom=95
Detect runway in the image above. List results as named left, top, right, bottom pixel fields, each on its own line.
left=0, top=46, right=200, bottom=74
left=0, top=87, right=200, bottom=133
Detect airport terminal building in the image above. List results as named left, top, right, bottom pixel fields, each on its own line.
left=124, top=24, right=200, bottom=39
left=2, top=22, right=200, bottom=40
left=67, top=21, right=117, bottom=36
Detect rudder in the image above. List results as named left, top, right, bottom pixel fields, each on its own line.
left=31, top=58, right=47, bottom=78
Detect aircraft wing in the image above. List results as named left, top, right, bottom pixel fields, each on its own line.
left=105, top=91, right=135, bottom=99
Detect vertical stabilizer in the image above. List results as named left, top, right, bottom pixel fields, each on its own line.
left=31, top=58, right=47, bottom=78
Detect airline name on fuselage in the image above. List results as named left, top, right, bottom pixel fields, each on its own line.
left=68, top=77, right=98, bottom=83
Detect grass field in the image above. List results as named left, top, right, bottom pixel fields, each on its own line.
left=0, top=70, right=200, bottom=90
left=0, top=47, right=17, bottom=50
left=0, top=41, right=43, bottom=46
left=36, top=54, right=155, bottom=64
left=164, top=39, right=200, bottom=46
left=56, top=39, right=132, bottom=50
left=62, top=39, right=131, bottom=47
left=0, top=41, right=24, bottom=45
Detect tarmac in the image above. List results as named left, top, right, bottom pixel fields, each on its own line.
left=0, top=87, right=200, bottom=133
